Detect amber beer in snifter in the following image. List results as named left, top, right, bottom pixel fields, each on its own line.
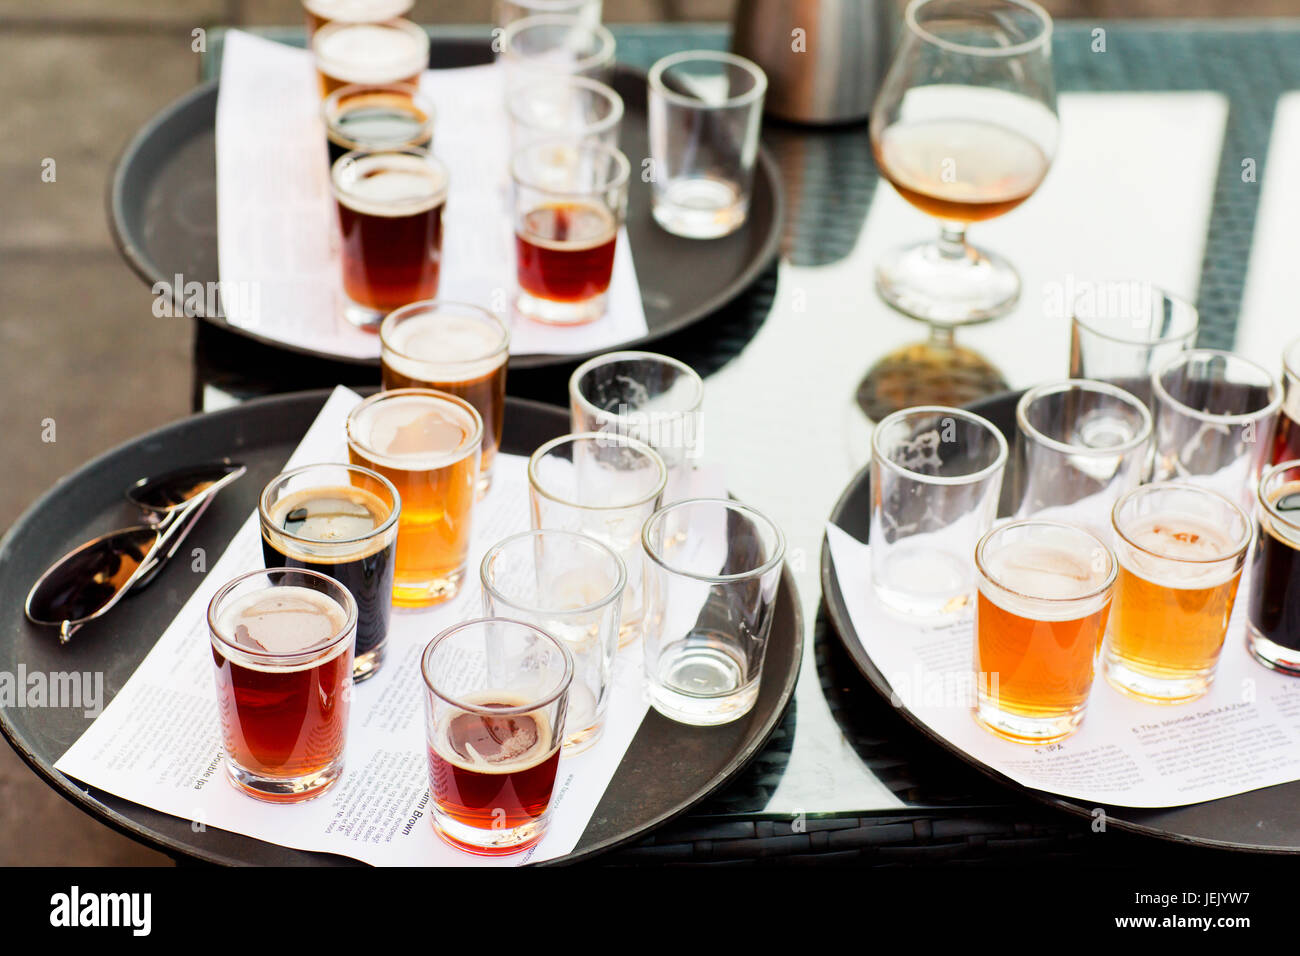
left=974, top=521, right=1116, bottom=743
left=346, top=389, right=482, bottom=607
left=1248, top=460, right=1300, bottom=674
left=380, top=302, right=508, bottom=496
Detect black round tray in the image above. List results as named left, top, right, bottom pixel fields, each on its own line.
left=108, top=38, right=784, bottom=371
left=821, top=389, right=1300, bottom=855
left=0, top=391, right=802, bottom=865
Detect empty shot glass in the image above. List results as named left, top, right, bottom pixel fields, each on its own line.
left=495, top=0, right=602, bottom=29
left=421, top=618, right=572, bottom=855
left=641, top=498, right=785, bottom=726
left=870, top=405, right=1008, bottom=619
left=974, top=521, right=1116, bottom=743
left=481, top=529, right=625, bottom=753
left=499, top=13, right=616, bottom=91
left=528, top=432, right=666, bottom=645
left=1013, top=379, right=1152, bottom=536
left=507, top=75, right=624, bottom=150
left=569, top=350, right=704, bottom=500
left=647, top=50, right=767, bottom=239
left=1152, top=349, right=1281, bottom=514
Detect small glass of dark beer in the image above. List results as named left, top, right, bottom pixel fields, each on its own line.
left=311, top=17, right=429, bottom=98
left=331, top=147, right=449, bottom=330
left=1272, top=338, right=1300, bottom=465
left=1248, top=459, right=1300, bottom=675
left=207, top=568, right=357, bottom=802
left=511, top=140, right=629, bottom=326
left=421, top=618, right=573, bottom=855
left=259, top=463, right=399, bottom=683
left=380, top=301, right=508, bottom=497
left=323, top=82, right=434, bottom=167
left=302, top=0, right=413, bottom=40
left=346, top=389, right=482, bottom=608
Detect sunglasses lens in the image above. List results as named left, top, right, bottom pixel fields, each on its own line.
left=27, top=528, right=158, bottom=625
left=127, top=463, right=243, bottom=514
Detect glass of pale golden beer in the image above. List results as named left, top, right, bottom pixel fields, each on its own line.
left=974, top=520, right=1116, bottom=743
left=346, top=389, right=482, bottom=607
left=312, top=18, right=429, bottom=98
left=380, top=301, right=509, bottom=497
left=1103, top=483, right=1250, bottom=703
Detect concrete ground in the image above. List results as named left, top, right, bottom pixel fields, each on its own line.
left=0, top=0, right=1292, bottom=866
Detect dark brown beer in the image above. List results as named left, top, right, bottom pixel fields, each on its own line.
left=1248, top=481, right=1300, bottom=662
left=515, top=201, right=617, bottom=303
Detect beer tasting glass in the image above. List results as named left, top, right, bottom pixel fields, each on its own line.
left=1247, top=459, right=1300, bottom=675
left=641, top=499, right=785, bottom=726
left=331, top=147, right=449, bottom=330
left=528, top=432, right=666, bottom=644
left=1151, top=349, right=1281, bottom=514
left=646, top=50, right=767, bottom=239
left=207, top=568, right=357, bottom=801
left=323, top=82, right=434, bottom=166
left=1067, top=281, right=1198, bottom=406
left=380, top=301, right=509, bottom=496
left=974, top=521, right=1116, bottom=743
left=481, top=529, right=625, bottom=752
left=421, top=618, right=572, bottom=855
left=1272, top=337, right=1300, bottom=464
left=499, top=14, right=616, bottom=92
left=259, top=463, right=400, bottom=683
left=1104, top=483, right=1250, bottom=703
left=870, top=405, right=1008, bottom=619
left=870, top=0, right=1058, bottom=324
left=569, top=350, right=704, bottom=501
left=510, top=140, right=629, bottom=326
left=1014, top=379, right=1152, bottom=536
left=346, top=389, right=482, bottom=607
left=496, top=0, right=602, bottom=29
left=303, top=0, right=413, bottom=39
left=507, top=76, right=624, bottom=150
left=312, top=17, right=429, bottom=97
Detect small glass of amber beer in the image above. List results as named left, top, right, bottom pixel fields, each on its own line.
left=303, top=0, right=413, bottom=39
left=380, top=301, right=508, bottom=497
left=421, top=618, right=573, bottom=855
left=207, top=568, right=357, bottom=802
left=346, top=389, right=482, bottom=607
left=511, top=140, right=630, bottom=326
left=311, top=17, right=429, bottom=98
left=332, top=148, right=449, bottom=330
left=1104, top=483, right=1250, bottom=703
left=974, top=520, right=1116, bottom=743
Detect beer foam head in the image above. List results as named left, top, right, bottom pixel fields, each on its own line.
left=1117, top=512, right=1246, bottom=589
left=333, top=151, right=448, bottom=217
left=314, top=20, right=429, bottom=86
left=304, top=0, right=413, bottom=23
left=382, top=307, right=508, bottom=383
left=979, top=526, right=1114, bottom=620
left=214, top=585, right=351, bottom=670
left=265, top=485, right=396, bottom=563
left=434, top=697, right=555, bottom=774
left=348, top=391, right=481, bottom=471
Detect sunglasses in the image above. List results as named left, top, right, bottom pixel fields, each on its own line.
left=25, top=462, right=247, bottom=644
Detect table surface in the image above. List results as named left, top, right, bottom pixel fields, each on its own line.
left=159, top=18, right=1300, bottom=863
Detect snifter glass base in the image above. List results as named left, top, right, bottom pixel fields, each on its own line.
left=515, top=289, right=607, bottom=326
left=974, top=696, right=1085, bottom=744
left=1247, top=627, right=1300, bottom=676
left=876, top=238, right=1020, bottom=326
left=225, top=758, right=343, bottom=803
left=1103, top=648, right=1215, bottom=703
left=431, top=810, right=550, bottom=856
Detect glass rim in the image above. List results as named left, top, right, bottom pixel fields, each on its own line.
left=499, top=0, right=595, bottom=13
left=871, top=405, right=1009, bottom=486
left=500, top=12, right=617, bottom=74
left=1111, top=481, right=1251, bottom=564
left=647, top=50, right=768, bottom=111
left=345, top=387, right=484, bottom=470
left=258, top=462, right=401, bottom=548
left=312, top=17, right=430, bottom=81
left=1015, top=379, right=1153, bottom=457
left=569, top=350, right=705, bottom=422
left=1259, top=459, right=1300, bottom=535
left=480, top=528, right=628, bottom=616
left=509, top=138, right=631, bottom=194
left=207, top=567, right=359, bottom=663
left=330, top=146, right=449, bottom=208
left=527, top=431, right=667, bottom=510
left=379, top=300, right=511, bottom=367
left=321, top=81, right=435, bottom=141
left=975, top=519, right=1117, bottom=605
left=1069, top=281, right=1198, bottom=346
left=420, top=617, right=575, bottom=715
left=303, top=0, right=413, bottom=21
left=1284, top=337, right=1300, bottom=382
left=642, top=497, right=786, bottom=583
left=506, top=75, right=625, bottom=134
left=905, top=0, right=1053, bottom=59
left=1151, top=348, right=1282, bottom=425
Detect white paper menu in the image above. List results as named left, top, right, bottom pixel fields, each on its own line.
left=215, top=30, right=649, bottom=359
left=55, top=387, right=651, bottom=866
left=825, top=523, right=1300, bottom=809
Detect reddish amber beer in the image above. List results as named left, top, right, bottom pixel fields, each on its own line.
left=421, top=619, right=572, bottom=855
left=207, top=568, right=357, bottom=802
left=332, top=148, right=448, bottom=329
left=515, top=202, right=618, bottom=304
